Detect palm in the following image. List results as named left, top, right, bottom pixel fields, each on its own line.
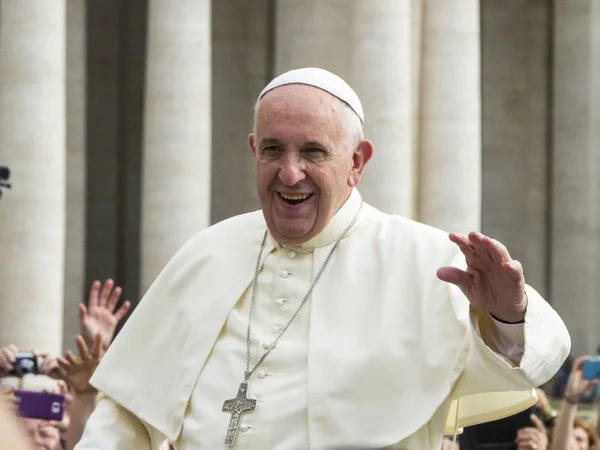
left=81, top=307, right=117, bottom=347
left=437, top=232, right=527, bottom=323
left=57, top=334, right=104, bottom=394
left=80, top=279, right=131, bottom=349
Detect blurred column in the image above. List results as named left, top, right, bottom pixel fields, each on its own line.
left=210, top=0, right=269, bottom=224
left=274, top=0, right=418, bottom=217
left=63, top=0, right=87, bottom=352
left=0, top=2, right=66, bottom=354
left=551, top=0, right=600, bottom=355
left=417, top=0, right=482, bottom=233
left=480, top=0, right=551, bottom=297
left=140, top=0, right=211, bottom=292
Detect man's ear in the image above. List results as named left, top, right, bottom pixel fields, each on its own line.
left=249, top=133, right=257, bottom=157
left=348, top=140, right=374, bottom=188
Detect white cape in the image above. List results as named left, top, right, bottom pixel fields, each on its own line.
left=90, top=202, right=570, bottom=448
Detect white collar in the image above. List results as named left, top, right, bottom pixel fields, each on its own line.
left=270, top=188, right=362, bottom=253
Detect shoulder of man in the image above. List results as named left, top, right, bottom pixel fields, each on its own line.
left=362, top=203, right=458, bottom=256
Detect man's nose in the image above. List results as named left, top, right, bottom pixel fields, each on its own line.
left=278, top=157, right=306, bottom=186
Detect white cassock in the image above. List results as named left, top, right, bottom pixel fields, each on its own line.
left=74, top=189, right=570, bottom=450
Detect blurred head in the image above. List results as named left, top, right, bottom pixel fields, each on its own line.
left=250, top=83, right=373, bottom=245
left=22, top=418, right=60, bottom=450
left=573, top=417, right=599, bottom=450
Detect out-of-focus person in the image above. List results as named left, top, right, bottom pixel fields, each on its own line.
left=0, top=392, right=35, bottom=450
left=441, top=436, right=459, bottom=449
left=551, top=356, right=600, bottom=450
left=515, top=414, right=548, bottom=450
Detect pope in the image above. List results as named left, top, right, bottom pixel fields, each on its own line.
left=75, top=68, right=570, bottom=450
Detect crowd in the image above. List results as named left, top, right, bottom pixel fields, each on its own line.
left=0, top=279, right=597, bottom=450
left=0, top=279, right=134, bottom=450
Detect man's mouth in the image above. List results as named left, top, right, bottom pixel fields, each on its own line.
left=278, top=192, right=313, bottom=205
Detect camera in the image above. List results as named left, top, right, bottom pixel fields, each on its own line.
left=0, top=165, right=10, bottom=199
left=9, top=353, right=40, bottom=377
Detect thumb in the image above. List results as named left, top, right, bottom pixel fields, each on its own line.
left=530, top=414, right=546, bottom=433
left=437, top=267, right=472, bottom=295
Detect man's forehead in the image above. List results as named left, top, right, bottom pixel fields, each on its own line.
left=258, top=67, right=364, bottom=124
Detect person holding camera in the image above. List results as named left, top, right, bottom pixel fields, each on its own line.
left=551, top=356, right=600, bottom=450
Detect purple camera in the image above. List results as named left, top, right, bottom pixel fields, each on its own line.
left=15, top=390, right=65, bottom=422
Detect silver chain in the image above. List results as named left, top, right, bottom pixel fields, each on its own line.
left=244, top=200, right=363, bottom=381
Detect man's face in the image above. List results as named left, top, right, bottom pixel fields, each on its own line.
left=250, top=85, right=372, bottom=245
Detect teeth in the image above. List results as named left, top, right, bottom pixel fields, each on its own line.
left=280, top=193, right=310, bottom=201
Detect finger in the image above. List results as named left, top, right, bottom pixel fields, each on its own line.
left=56, top=357, right=71, bottom=372
left=7, top=344, right=18, bottom=360
left=91, top=333, right=104, bottom=360
left=530, top=414, right=546, bottom=433
left=479, top=235, right=513, bottom=265
left=75, top=335, right=90, bottom=361
left=88, top=280, right=101, bottom=308
left=573, top=355, right=593, bottom=371
left=468, top=232, right=494, bottom=263
left=449, top=233, right=476, bottom=257
left=437, top=266, right=473, bottom=296
left=99, top=279, right=114, bottom=308
left=503, top=260, right=525, bottom=284
left=65, top=350, right=79, bottom=366
left=106, top=286, right=122, bottom=312
left=114, top=300, right=132, bottom=322
left=79, top=303, right=88, bottom=322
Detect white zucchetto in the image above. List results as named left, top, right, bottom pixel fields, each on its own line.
left=258, top=67, right=365, bottom=124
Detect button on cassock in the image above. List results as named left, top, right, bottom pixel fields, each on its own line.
left=275, top=298, right=285, bottom=307
left=286, top=250, right=296, bottom=259
left=279, top=269, right=290, bottom=278
left=240, top=424, right=249, bottom=433
left=257, top=370, right=267, bottom=379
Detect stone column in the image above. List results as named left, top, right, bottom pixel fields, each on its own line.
left=63, top=0, right=88, bottom=351
left=0, top=2, right=66, bottom=354
left=275, top=0, right=418, bottom=217
left=351, top=1, right=417, bottom=217
left=210, top=0, right=269, bottom=224
left=551, top=0, right=600, bottom=355
left=480, top=0, right=551, bottom=297
left=141, top=0, right=211, bottom=292
left=417, top=0, right=481, bottom=233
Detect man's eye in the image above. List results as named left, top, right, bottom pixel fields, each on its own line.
left=262, top=146, right=280, bottom=152
left=304, top=148, right=326, bottom=154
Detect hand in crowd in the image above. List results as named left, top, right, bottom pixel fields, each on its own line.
left=437, top=232, right=527, bottom=323
left=80, top=279, right=131, bottom=350
left=515, top=414, right=548, bottom=450
left=0, top=344, right=17, bottom=376
left=564, top=356, right=598, bottom=404
left=57, top=333, right=104, bottom=395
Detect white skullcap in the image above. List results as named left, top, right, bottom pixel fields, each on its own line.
left=258, top=67, right=364, bottom=124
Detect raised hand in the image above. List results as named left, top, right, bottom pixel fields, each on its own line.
left=437, top=231, right=527, bottom=323
left=80, top=279, right=131, bottom=350
left=515, top=415, right=548, bottom=450
left=0, top=345, right=17, bottom=376
left=37, top=352, right=65, bottom=380
left=564, top=356, right=598, bottom=404
left=57, top=334, right=104, bottom=395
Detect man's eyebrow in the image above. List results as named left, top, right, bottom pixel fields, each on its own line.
left=302, top=140, right=328, bottom=149
left=258, top=137, right=281, bottom=146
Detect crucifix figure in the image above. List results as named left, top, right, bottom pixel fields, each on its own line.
left=222, top=382, right=257, bottom=446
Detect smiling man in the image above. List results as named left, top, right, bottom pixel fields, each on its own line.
left=75, top=68, right=570, bottom=450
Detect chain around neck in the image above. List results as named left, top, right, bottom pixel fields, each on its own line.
left=244, top=200, right=364, bottom=381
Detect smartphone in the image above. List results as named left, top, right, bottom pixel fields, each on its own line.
left=582, top=358, right=600, bottom=380
left=14, top=390, right=65, bottom=421
left=8, top=353, right=39, bottom=377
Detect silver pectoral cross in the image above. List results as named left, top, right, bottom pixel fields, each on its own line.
left=222, top=382, right=256, bottom=446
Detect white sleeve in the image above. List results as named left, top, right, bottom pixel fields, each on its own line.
left=481, top=316, right=525, bottom=365
left=74, top=395, right=164, bottom=450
